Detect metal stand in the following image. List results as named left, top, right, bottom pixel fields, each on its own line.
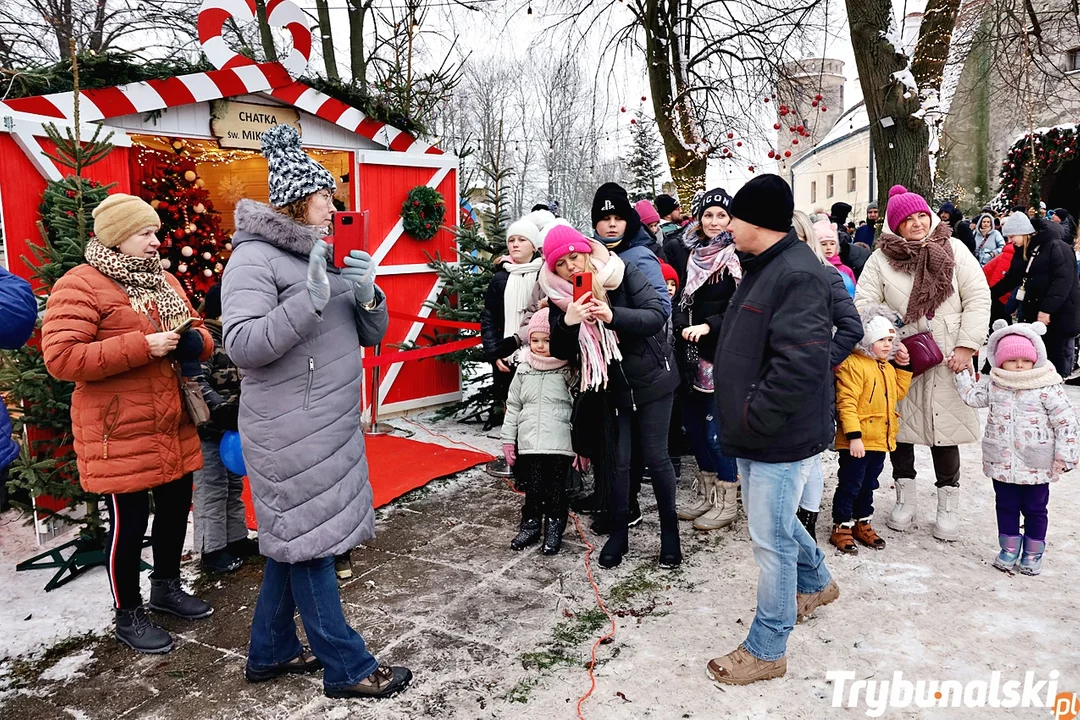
left=366, top=344, right=394, bottom=436
left=486, top=457, right=515, bottom=478
left=16, top=529, right=151, bottom=592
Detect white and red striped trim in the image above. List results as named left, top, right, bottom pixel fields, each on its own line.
left=0, top=63, right=441, bottom=156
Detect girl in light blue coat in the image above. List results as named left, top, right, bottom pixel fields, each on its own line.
left=974, top=213, right=1005, bottom=266
left=502, top=308, right=580, bottom=555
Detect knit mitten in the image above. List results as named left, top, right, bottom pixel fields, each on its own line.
left=307, top=240, right=331, bottom=312
left=342, top=250, right=376, bottom=306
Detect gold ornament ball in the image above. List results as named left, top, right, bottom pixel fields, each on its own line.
left=214, top=263, right=224, bottom=272
left=178, top=263, right=188, bottom=274
left=172, top=140, right=185, bottom=150
left=186, top=223, right=197, bottom=233
left=224, top=242, right=233, bottom=251
left=203, top=268, right=214, bottom=277
left=195, top=178, right=205, bottom=189
left=193, top=203, right=206, bottom=214
left=160, top=258, right=172, bottom=270
left=150, top=199, right=161, bottom=209
left=181, top=245, right=194, bottom=257
left=184, top=170, right=197, bottom=183
left=202, top=251, right=212, bottom=260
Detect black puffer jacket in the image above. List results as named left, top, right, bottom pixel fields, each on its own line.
left=549, top=261, right=678, bottom=409
left=479, top=268, right=519, bottom=362
left=839, top=230, right=870, bottom=279
left=714, top=232, right=835, bottom=463
left=826, top=268, right=863, bottom=368
left=990, top=225, right=1080, bottom=337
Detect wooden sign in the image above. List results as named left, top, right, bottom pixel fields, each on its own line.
left=210, top=100, right=301, bottom=150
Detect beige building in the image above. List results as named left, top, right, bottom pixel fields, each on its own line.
left=789, top=102, right=875, bottom=219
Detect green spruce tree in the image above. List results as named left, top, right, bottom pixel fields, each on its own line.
left=424, top=160, right=513, bottom=422
left=0, top=120, right=115, bottom=586
left=626, top=110, right=663, bottom=200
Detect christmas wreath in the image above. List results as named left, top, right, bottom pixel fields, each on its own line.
left=401, top=185, right=446, bottom=240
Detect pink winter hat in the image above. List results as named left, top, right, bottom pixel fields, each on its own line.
left=528, top=307, right=551, bottom=339
left=635, top=199, right=661, bottom=225
left=543, top=223, right=590, bottom=272
left=995, top=333, right=1038, bottom=367
left=886, top=185, right=933, bottom=234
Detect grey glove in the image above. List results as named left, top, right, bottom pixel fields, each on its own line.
left=342, top=249, right=377, bottom=306
left=307, top=239, right=331, bottom=312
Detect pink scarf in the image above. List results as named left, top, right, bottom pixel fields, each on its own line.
left=538, top=240, right=624, bottom=391
left=827, top=254, right=856, bottom=285
left=519, top=348, right=567, bottom=371
left=681, top=230, right=741, bottom=309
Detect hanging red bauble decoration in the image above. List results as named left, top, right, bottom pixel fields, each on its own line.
left=773, top=123, right=781, bottom=130
left=812, top=100, right=819, bottom=108
left=821, top=106, right=828, bottom=112
left=784, top=150, right=792, bottom=157
left=641, top=96, right=647, bottom=101
left=620, top=107, right=626, bottom=112
left=174, top=229, right=186, bottom=239
left=768, top=150, right=776, bottom=158
left=815, top=93, right=823, bottom=101
left=630, top=118, right=637, bottom=124
left=764, top=97, right=770, bottom=103
left=748, top=166, right=755, bottom=172
left=727, top=132, right=734, bottom=139
left=780, top=107, right=790, bottom=117
left=796, top=125, right=805, bottom=133
left=736, top=141, right=742, bottom=147
left=792, top=139, right=799, bottom=145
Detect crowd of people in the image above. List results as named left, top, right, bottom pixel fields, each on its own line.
left=3, top=119, right=1078, bottom=695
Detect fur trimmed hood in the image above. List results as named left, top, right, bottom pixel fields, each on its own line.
left=986, top=319, right=1049, bottom=369
left=233, top=199, right=323, bottom=258
left=855, top=303, right=901, bottom=359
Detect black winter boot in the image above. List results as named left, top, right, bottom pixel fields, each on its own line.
left=201, top=549, right=242, bottom=574
left=796, top=508, right=819, bottom=542
left=570, top=491, right=600, bottom=515
left=148, top=577, right=214, bottom=620
left=658, top=510, right=682, bottom=569
left=598, top=513, right=629, bottom=568
left=510, top=517, right=542, bottom=550
left=115, top=607, right=174, bottom=654
left=541, top=517, right=566, bottom=556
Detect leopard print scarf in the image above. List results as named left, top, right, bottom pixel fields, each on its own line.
left=84, top=238, right=191, bottom=330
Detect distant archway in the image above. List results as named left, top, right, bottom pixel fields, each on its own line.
left=1044, top=156, right=1080, bottom=222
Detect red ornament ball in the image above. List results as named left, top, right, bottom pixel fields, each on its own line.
left=815, top=93, right=823, bottom=101
left=736, top=141, right=742, bottom=147
left=748, top=166, right=755, bottom=172
left=768, top=150, right=776, bottom=159
left=764, top=97, right=770, bottom=103
left=621, top=106, right=626, bottom=112
left=641, top=96, right=647, bottom=101
left=784, top=150, right=792, bottom=158
left=821, top=106, right=828, bottom=112
left=773, top=123, right=781, bottom=130
left=780, top=107, right=789, bottom=117
left=174, top=229, right=186, bottom=239
left=792, top=139, right=799, bottom=145
left=796, top=125, right=805, bottom=133
left=812, top=100, right=819, bottom=108
left=631, top=118, right=637, bottom=124
left=727, top=132, right=734, bottom=139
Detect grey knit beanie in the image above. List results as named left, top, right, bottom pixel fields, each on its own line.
left=1001, top=211, right=1035, bottom=237
left=261, top=124, right=336, bottom=207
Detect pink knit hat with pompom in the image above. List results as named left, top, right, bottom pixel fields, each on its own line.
left=885, top=185, right=933, bottom=234
left=528, top=307, right=551, bottom=339
left=543, top=223, right=591, bottom=272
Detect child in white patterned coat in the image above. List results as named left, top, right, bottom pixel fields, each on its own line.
left=956, top=320, right=1079, bottom=576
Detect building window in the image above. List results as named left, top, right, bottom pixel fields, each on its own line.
left=811, top=181, right=817, bottom=204
left=848, top=168, right=857, bottom=193
left=1068, top=48, right=1080, bottom=73
left=826, top=174, right=834, bottom=199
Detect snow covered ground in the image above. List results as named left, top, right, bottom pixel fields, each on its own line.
left=1, top=393, right=1079, bottom=718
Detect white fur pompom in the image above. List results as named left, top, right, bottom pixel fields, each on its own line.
left=1030, top=321, right=1047, bottom=336
left=992, top=319, right=1009, bottom=332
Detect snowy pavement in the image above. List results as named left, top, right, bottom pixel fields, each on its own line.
left=1, top=395, right=1079, bottom=719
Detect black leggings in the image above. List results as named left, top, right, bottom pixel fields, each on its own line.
left=517, top=454, right=573, bottom=520
left=608, top=393, right=679, bottom=552
left=104, top=474, right=193, bottom=610
left=891, top=443, right=960, bottom=488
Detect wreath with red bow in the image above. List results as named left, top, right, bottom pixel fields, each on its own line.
left=401, top=186, right=446, bottom=241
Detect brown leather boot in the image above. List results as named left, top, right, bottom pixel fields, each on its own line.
left=830, top=522, right=858, bottom=554
left=706, top=645, right=786, bottom=685
left=852, top=518, right=886, bottom=549
left=796, top=579, right=840, bottom=623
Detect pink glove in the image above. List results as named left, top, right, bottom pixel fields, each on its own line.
left=573, top=454, right=590, bottom=472
left=502, top=443, right=517, bottom=467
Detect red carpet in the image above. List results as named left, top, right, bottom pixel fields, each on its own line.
left=241, top=434, right=493, bottom=529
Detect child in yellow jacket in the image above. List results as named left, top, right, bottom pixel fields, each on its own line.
left=831, top=309, right=913, bottom=554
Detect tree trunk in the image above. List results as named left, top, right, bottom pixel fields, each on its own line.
left=314, top=0, right=338, bottom=80
left=847, top=0, right=962, bottom=211
left=349, top=0, right=371, bottom=90
left=89, top=0, right=106, bottom=52
left=644, top=0, right=706, bottom=202
left=254, top=0, right=278, bottom=62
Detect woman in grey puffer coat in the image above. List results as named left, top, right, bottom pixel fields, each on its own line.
left=221, top=125, right=410, bottom=700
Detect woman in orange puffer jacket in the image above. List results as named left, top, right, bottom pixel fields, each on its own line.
left=42, top=193, right=214, bottom=655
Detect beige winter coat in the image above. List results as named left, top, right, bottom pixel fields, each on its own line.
left=854, top=238, right=992, bottom=446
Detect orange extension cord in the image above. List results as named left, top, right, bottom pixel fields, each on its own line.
left=398, top=417, right=616, bottom=718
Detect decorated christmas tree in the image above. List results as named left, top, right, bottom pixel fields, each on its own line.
left=0, top=118, right=115, bottom=588
left=136, top=138, right=229, bottom=304
left=424, top=161, right=512, bottom=422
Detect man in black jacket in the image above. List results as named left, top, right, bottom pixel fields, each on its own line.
left=707, top=175, right=837, bottom=686
left=938, top=202, right=977, bottom=256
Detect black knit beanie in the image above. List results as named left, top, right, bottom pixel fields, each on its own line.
left=203, top=283, right=222, bottom=319
left=728, top=175, right=793, bottom=233
left=592, top=182, right=633, bottom=227
left=655, top=194, right=680, bottom=218
left=696, top=187, right=732, bottom=221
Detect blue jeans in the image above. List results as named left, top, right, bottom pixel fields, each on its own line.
left=681, top=391, right=737, bottom=482
left=248, top=556, right=379, bottom=689
left=737, top=458, right=832, bottom=661
left=833, top=450, right=886, bottom=524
